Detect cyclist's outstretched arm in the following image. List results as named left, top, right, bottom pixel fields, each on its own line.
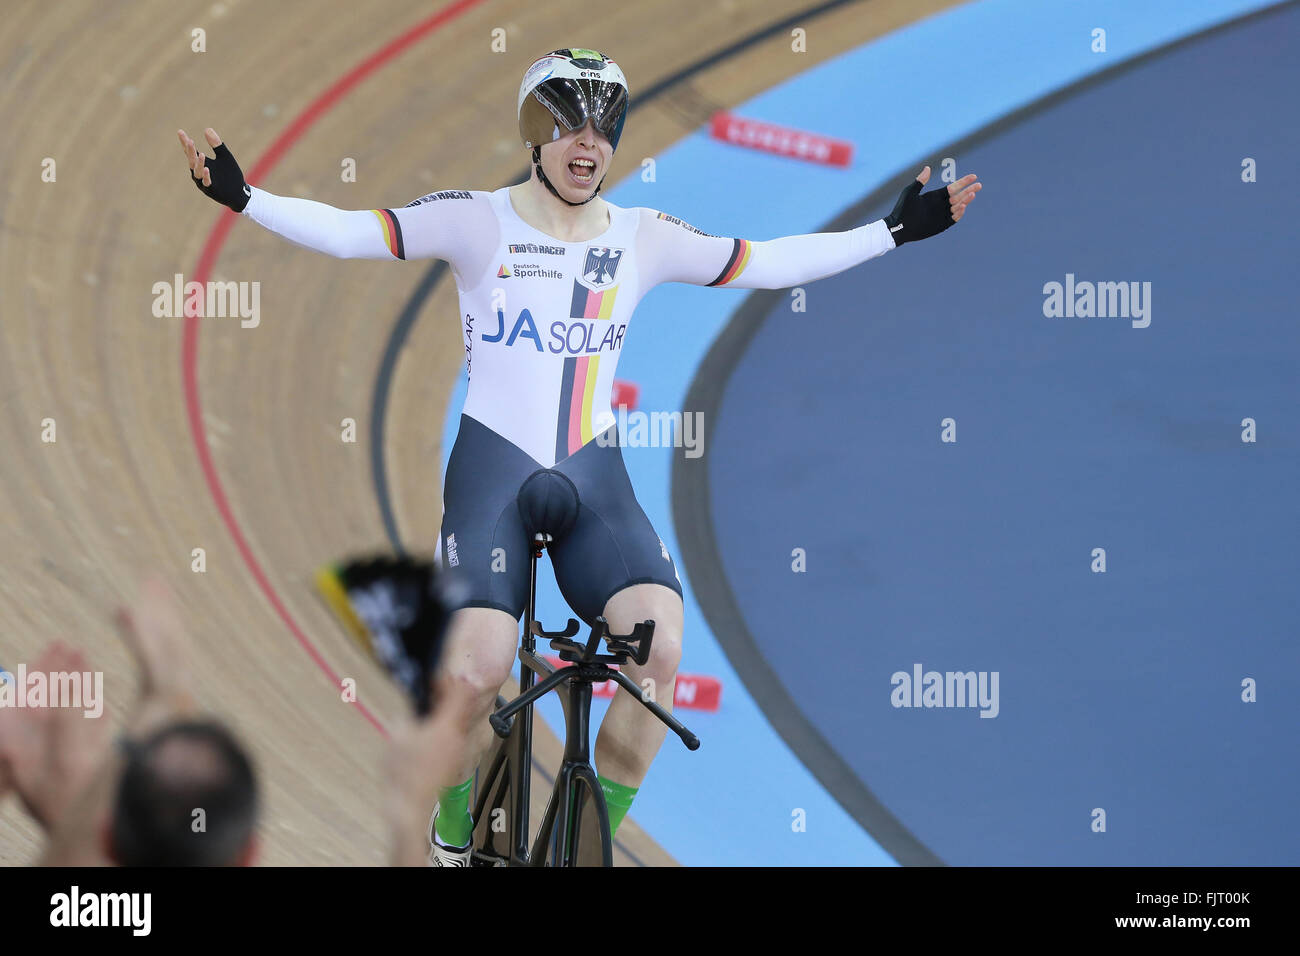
left=178, top=127, right=497, bottom=273
left=637, top=166, right=979, bottom=290
left=241, top=186, right=493, bottom=266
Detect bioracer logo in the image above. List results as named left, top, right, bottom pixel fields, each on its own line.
left=404, top=189, right=472, bottom=207
left=508, top=242, right=565, bottom=256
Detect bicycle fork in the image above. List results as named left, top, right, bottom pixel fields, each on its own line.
left=533, top=670, right=613, bottom=867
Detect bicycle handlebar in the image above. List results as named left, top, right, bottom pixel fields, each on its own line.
left=606, top=669, right=700, bottom=751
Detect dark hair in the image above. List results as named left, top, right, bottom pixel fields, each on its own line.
left=110, top=720, right=258, bottom=866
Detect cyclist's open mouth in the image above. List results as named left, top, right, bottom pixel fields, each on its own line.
left=567, top=159, right=596, bottom=186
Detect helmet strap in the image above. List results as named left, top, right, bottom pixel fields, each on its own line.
left=532, top=145, right=605, bottom=207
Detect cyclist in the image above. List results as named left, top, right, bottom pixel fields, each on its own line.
left=179, top=47, right=980, bottom=866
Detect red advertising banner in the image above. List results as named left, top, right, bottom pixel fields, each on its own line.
left=611, top=379, right=639, bottom=411
left=541, top=655, right=722, bottom=712
left=710, top=111, right=853, bottom=167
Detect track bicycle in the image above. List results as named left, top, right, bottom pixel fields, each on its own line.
left=462, top=468, right=700, bottom=866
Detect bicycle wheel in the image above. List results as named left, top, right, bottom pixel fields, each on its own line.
left=547, top=770, right=613, bottom=867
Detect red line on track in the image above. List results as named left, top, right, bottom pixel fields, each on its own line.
left=181, top=0, right=487, bottom=736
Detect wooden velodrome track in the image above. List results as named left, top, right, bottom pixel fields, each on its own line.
left=0, top=0, right=957, bottom=865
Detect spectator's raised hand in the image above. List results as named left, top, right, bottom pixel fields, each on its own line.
left=384, top=675, right=475, bottom=866
left=115, top=577, right=194, bottom=709
left=0, top=671, right=13, bottom=798
left=0, top=642, right=110, bottom=831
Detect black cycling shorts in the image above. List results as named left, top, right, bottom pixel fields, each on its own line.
left=436, top=414, right=683, bottom=626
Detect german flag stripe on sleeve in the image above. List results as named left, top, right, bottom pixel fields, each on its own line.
left=370, top=208, right=406, bottom=260
left=707, top=238, right=753, bottom=287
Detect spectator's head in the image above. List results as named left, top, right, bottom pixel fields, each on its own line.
left=108, top=720, right=258, bottom=866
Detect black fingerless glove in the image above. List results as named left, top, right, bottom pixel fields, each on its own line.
left=884, top=178, right=955, bottom=246
left=191, top=142, right=251, bottom=212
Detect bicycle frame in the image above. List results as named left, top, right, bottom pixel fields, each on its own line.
left=469, top=531, right=700, bottom=866
left=467, top=534, right=545, bottom=866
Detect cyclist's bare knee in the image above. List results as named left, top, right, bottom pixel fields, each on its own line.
left=602, top=583, right=683, bottom=680
left=438, top=607, right=519, bottom=705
